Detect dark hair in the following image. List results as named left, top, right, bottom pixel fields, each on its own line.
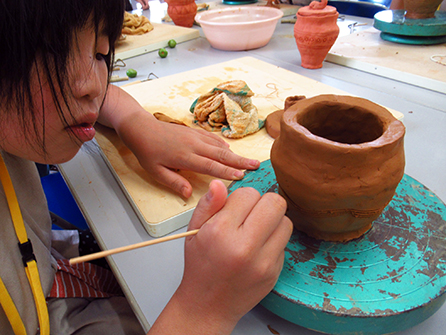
left=0, top=0, right=124, bottom=156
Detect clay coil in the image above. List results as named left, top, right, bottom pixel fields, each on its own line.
left=280, top=187, right=389, bottom=219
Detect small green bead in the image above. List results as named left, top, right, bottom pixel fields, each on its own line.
left=158, top=48, right=168, bottom=58
left=126, top=69, right=137, bottom=78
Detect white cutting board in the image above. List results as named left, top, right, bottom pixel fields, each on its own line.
left=96, top=56, right=403, bottom=237
left=115, top=22, right=200, bottom=60
left=326, top=27, right=446, bottom=94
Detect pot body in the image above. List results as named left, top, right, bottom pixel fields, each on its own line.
left=404, top=0, right=442, bottom=19
left=166, top=0, right=197, bottom=28
left=294, top=7, right=339, bottom=69
left=270, top=95, right=406, bottom=242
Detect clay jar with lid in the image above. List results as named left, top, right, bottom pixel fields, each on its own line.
left=294, top=0, right=339, bottom=69
left=166, top=0, right=197, bottom=28
left=270, top=95, right=406, bottom=242
left=403, top=0, right=443, bottom=19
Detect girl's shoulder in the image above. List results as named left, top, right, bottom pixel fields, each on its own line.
left=0, top=152, right=55, bottom=332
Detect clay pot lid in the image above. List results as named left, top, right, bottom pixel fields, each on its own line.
left=298, top=0, right=338, bottom=16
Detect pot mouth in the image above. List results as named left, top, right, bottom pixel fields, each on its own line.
left=295, top=101, right=387, bottom=145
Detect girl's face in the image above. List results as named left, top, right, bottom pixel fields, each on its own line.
left=0, top=23, right=110, bottom=164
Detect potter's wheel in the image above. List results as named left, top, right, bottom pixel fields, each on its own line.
left=222, top=0, right=258, bottom=4
left=373, top=10, right=446, bottom=45
left=228, top=160, right=446, bottom=335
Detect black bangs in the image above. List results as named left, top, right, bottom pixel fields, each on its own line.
left=89, top=0, right=126, bottom=68
left=0, top=0, right=125, bottom=82
left=94, top=0, right=126, bottom=51
left=0, top=0, right=125, bottom=157
left=45, top=0, right=125, bottom=71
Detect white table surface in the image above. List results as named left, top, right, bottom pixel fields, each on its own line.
left=60, top=2, right=446, bottom=334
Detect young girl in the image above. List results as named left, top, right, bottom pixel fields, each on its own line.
left=0, top=1, right=292, bottom=334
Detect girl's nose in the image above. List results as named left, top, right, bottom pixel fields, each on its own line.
left=72, top=62, right=105, bottom=101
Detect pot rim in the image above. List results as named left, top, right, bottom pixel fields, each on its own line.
left=282, top=95, right=405, bottom=150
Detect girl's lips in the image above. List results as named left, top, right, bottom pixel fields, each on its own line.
left=67, top=123, right=96, bottom=142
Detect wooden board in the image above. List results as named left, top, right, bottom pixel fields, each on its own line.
left=115, top=22, right=199, bottom=60
left=96, top=56, right=404, bottom=237
left=326, top=27, right=446, bottom=94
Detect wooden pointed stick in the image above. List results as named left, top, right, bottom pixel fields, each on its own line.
left=69, top=229, right=199, bottom=265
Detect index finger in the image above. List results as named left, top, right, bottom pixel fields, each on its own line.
left=242, top=192, right=288, bottom=246
left=208, top=187, right=262, bottom=231
left=190, top=129, right=260, bottom=171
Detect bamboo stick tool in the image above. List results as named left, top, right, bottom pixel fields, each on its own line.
left=69, top=229, right=199, bottom=265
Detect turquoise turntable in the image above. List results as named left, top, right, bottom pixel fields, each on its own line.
left=374, top=9, right=446, bottom=44
left=222, top=0, right=258, bottom=5
left=228, top=160, right=446, bottom=334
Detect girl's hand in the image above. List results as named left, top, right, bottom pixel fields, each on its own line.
left=99, top=85, right=260, bottom=198
left=149, top=180, right=293, bottom=334
left=115, top=110, right=260, bottom=198
left=135, top=0, right=150, bottom=10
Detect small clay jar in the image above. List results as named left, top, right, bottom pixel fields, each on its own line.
left=404, top=0, right=442, bottom=19
left=166, top=0, right=197, bottom=28
left=270, top=95, right=406, bottom=242
left=294, top=0, right=339, bottom=69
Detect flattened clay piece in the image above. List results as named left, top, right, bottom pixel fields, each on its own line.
left=154, top=112, right=187, bottom=126
left=270, top=94, right=406, bottom=242
left=265, top=110, right=284, bottom=139
left=265, top=96, right=306, bottom=139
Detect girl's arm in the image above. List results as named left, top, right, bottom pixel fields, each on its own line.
left=97, top=85, right=260, bottom=198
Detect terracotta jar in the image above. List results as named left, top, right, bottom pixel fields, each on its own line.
left=294, top=0, right=339, bottom=69
left=270, top=95, right=406, bottom=242
left=404, top=0, right=443, bottom=19
left=166, top=0, right=197, bottom=28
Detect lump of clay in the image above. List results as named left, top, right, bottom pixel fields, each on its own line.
left=189, top=80, right=264, bottom=139
left=122, top=12, right=154, bottom=35
left=153, top=112, right=187, bottom=126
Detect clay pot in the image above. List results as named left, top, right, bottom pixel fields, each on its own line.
left=294, top=0, right=339, bottom=69
left=270, top=95, right=406, bottom=242
left=166, top=0, right=197, bottom=28
left=404, top=0, right=442, bottom=19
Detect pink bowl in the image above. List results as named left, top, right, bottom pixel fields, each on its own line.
left=195, top=7, right=283, bottom=51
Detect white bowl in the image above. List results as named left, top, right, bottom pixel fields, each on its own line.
left=195, top=7, right=284, bottom=51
